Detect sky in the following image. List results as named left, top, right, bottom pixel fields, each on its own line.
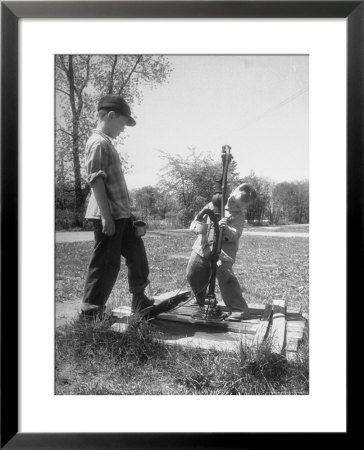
left=117, top=55, right=309, bottom=190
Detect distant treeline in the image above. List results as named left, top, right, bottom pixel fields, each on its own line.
left=56, top=148, right=308, bottom=230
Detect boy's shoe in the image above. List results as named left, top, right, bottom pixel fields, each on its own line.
left=131, top=292, right=155, bottom=313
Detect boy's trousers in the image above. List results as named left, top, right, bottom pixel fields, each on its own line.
left=186, top=251, right=249, bottom=312
left=82, top=218, right=150, bottom=309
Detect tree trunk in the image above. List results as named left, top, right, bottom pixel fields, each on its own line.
left=72, top=121, right=83, bottom=210
left=68, top=56, right=84, bottom=222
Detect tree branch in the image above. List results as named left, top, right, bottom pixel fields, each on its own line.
left=119, top=55, right=143, bottom=94
left=56, top=128, right=73, bottom=137
left=56, top=88, right=70, bottom=97
left=68, top=56, right=77, bottom=117
left=79, top=55, right=91, bottom=93
left=108, top=55, right=118, bottom=94
left=58, top=55, right=69, bottom=76
left=75, top=56, right=91, bottom=117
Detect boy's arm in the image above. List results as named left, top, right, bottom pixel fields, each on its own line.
left=189, top=203, right=213, bottom=233
left=194, top=202, right=213, bottom=221
left=85, top=141, right=115, bottom=236
left=91, top=177, right=115, bottom=236
left=219, top=216, right=243, bottom=242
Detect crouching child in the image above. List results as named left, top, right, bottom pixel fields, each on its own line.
left=186, top=183, right=257, bottom=320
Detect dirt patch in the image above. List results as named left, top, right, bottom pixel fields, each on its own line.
left=56, top=299, right=81, bottom=327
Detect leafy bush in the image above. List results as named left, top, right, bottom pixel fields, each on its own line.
left=56, top=209, right=93, bottom=231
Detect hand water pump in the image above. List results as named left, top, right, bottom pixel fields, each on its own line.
left=195, top=145, right=233, bottom=318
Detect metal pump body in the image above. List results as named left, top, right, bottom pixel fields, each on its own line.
left=195, top=145, right=233, bottom=318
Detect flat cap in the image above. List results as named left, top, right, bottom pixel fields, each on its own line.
left=98, top=95, right=136, bottom=126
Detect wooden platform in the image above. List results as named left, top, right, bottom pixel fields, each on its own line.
left=112, top=292, right=308, bottom=359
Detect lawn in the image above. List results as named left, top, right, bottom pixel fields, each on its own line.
left=248, top=223, right=309, bottom=232
left=55, top=229, right=309, bottom=395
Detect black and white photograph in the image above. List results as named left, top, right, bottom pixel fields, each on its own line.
left=55, top=54, right=309, bottom=395
left=1, top=0, right=356, bottom=443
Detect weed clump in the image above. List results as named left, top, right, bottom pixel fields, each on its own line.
left=171, top=339, right=309, bottom=395
left=57, top=312, right=168, bottom=365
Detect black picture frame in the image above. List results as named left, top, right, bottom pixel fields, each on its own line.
left=1, top=1, right=359, bottom=448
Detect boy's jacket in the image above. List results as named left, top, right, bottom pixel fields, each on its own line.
left=190, top=202, right=245, bottom=264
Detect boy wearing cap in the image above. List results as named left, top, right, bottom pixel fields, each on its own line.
left=186, top=183, right=257, bottom=319
left=81, top=95, right=154, bottom=318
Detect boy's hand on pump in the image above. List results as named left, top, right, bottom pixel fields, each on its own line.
left=219, top=217, right=228, bottom=228
left=101, top=215, right=116, bottom=236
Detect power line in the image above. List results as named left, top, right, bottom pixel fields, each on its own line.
left=198, top=86, right=309, bottom=150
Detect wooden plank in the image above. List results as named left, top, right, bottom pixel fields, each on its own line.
left=252, top=303, right=273, bottom=348
left=155, top=311, right=260, bottom=334
left=112, top=304, right=260, bottom=334
left=112, top=306, right=260, bottom=336
left=286, top=319, right=308, bottom=338
left=162, top=337, right=240, bottom=352
left=169, top=305, right=212, bottom=316
left=112, top=300, right=308, bottom=356
left=268, top=299, right=287, bottom=354
left=112, top=317, right=254, bottom=353
left=285, top=316, right=309, bottom=357
left=286, top=330, right=306, bottom=339
left=156, top=321, right=254, bottom=352
left=286, top=318, right=306, bottom=325
left=113, top=301, right=266, bottom=319
left=286, top=322, right=305, bottom=331
left=156, top=324, right=239, bottom=343
left=160, top=332, right=255, bottom=353
left=171, top=311, right=262, bottom=327
left=248, top=303, right=267, bottom=312
left=170, top=304, right=262, bottom=317
left=112, top=306, right=132, bottom=318
left=303, top=324, right=309, bottom=341
left=286, top=312, right=305, bottom=321
left=285, top=338, right=299, bottom=352
left=177, top=302, right=267, bottom=315
left=111, top=301, right=309, bottom=356
left=152, top=289, right=191, bottom=302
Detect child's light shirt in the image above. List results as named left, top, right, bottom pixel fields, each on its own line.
left=84, top=130, right=131, bottom=219
left=190, top=202, right=245, bottom=263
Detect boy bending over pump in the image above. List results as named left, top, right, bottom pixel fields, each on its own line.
left=186, top=183, right=257, bottom=320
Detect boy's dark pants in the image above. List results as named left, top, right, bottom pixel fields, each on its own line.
left=82, top=218, right=150, bottom=309
left=186, top=251, right=249, bottom=313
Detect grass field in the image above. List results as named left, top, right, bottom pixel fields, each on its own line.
left=245, top=223, right=309, bottom=233
left=56, top=228, right=309, bottom=395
